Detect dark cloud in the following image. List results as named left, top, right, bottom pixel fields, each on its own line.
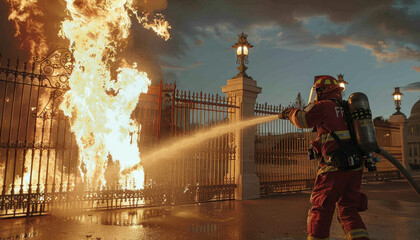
left=158, top=0, right=420, bottom=71
left=317, top=2, right=420, bottom=69
left=2, top=0, right=420, bottom=83
left=403, top=82, right=420, bottom=91
left=161, top=61, right=202, bottom=71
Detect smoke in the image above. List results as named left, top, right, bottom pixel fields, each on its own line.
left=3, top=0, right=49, bottom=60
left=0, top=0, right=170, bottom=84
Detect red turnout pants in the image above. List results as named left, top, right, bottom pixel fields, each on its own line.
left=307, top=170, right=369, bottom=240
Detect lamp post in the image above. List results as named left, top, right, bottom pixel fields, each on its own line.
left=337, top=73, right=348, bottom=91
left=392, top=87, right=403, bottom=115
left=232, top=32, right=253, bottom=78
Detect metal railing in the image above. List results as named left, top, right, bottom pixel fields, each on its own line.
left=0, top=50, right=238, bottom=218
left=255, top=103, right=317, bottom=194
left=142, top=87, right=238, bottom=203
left=255, top=103, right=402, bottom=195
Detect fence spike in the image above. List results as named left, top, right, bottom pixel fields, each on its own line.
left=188, top=90, right=191, bottom=99
left=7, top=58, right=10, bottom=69
left=0, top=54, right=2, bottom=68
left=31, top=61, right=36, bottom=73
left=16, top=58, right=19, bottom=71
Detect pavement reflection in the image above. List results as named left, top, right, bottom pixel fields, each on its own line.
left=0, top=174, right=419, bottom=240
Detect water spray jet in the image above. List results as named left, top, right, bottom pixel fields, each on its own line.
left=121, top=115, right=278, bottom=175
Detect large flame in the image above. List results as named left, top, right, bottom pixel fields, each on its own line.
left=59, top=0, right=170, bottom=190
left=5, top=0, right=49, bottom=59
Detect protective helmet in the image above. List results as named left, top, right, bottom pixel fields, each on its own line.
left=313, top=75, right=340, bottom=92
left=308, top=75, right=343, bottom=104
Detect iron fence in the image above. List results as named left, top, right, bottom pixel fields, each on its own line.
left=0, top=50, right=238, bottom=218
left=0, top=49, right=80, bottom=217
left=255, top=103, right=318, bottom=194
left=141, top=86, right=237, bottom=203
left=255, top=103, right=402, bottom=195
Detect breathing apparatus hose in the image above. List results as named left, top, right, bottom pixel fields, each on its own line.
left=375, top=146, right=420, bottom=198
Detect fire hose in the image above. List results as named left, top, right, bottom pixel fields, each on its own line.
left=375, top=146, right=420, bottom=198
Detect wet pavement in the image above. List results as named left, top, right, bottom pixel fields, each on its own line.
left=0, top=173, right=419, bottom=240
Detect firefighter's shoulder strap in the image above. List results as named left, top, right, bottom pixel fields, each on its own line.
left=319, top=124, right=347, bottom=148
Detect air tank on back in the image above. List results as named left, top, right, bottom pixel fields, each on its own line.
left=347, top=92, right=378, bottom=154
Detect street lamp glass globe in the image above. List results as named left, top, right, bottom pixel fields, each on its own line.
left=243, top=46, right=249, bottom=56
left=236, top=46, right=242, bottom=56
left=236, top=46, right=249, bottom=56
left=339, top=82, right=346, bottom=90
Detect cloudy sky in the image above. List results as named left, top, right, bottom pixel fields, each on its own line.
left=1, top=0, right=420, bottom=118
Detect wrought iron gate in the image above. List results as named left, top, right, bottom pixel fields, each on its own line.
left=0, top=49, right=76, bottom=217
left=0, top=50, right=238, bottom=218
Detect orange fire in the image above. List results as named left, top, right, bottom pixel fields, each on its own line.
left=59, top=0, right=170, bottom=190
left=5, top=0, right=49, bottom=59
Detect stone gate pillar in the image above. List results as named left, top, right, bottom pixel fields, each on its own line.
left=222, top=76, right=262, bottom=200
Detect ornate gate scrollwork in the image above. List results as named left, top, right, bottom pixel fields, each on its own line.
left=34, top=49, right=74, bottom=119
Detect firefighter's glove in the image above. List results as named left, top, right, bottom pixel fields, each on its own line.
left=278, top=108, right=292, bottom=119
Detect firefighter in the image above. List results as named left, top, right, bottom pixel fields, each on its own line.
left=279, top=75, right=369, bottom=240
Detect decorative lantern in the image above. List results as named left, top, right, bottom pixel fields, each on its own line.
left=392, top=87, right=403, bottom=114
left=232, top=33, right=253, bottom=78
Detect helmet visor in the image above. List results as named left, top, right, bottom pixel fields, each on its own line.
left=308, top=86, right=317, bottom=105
